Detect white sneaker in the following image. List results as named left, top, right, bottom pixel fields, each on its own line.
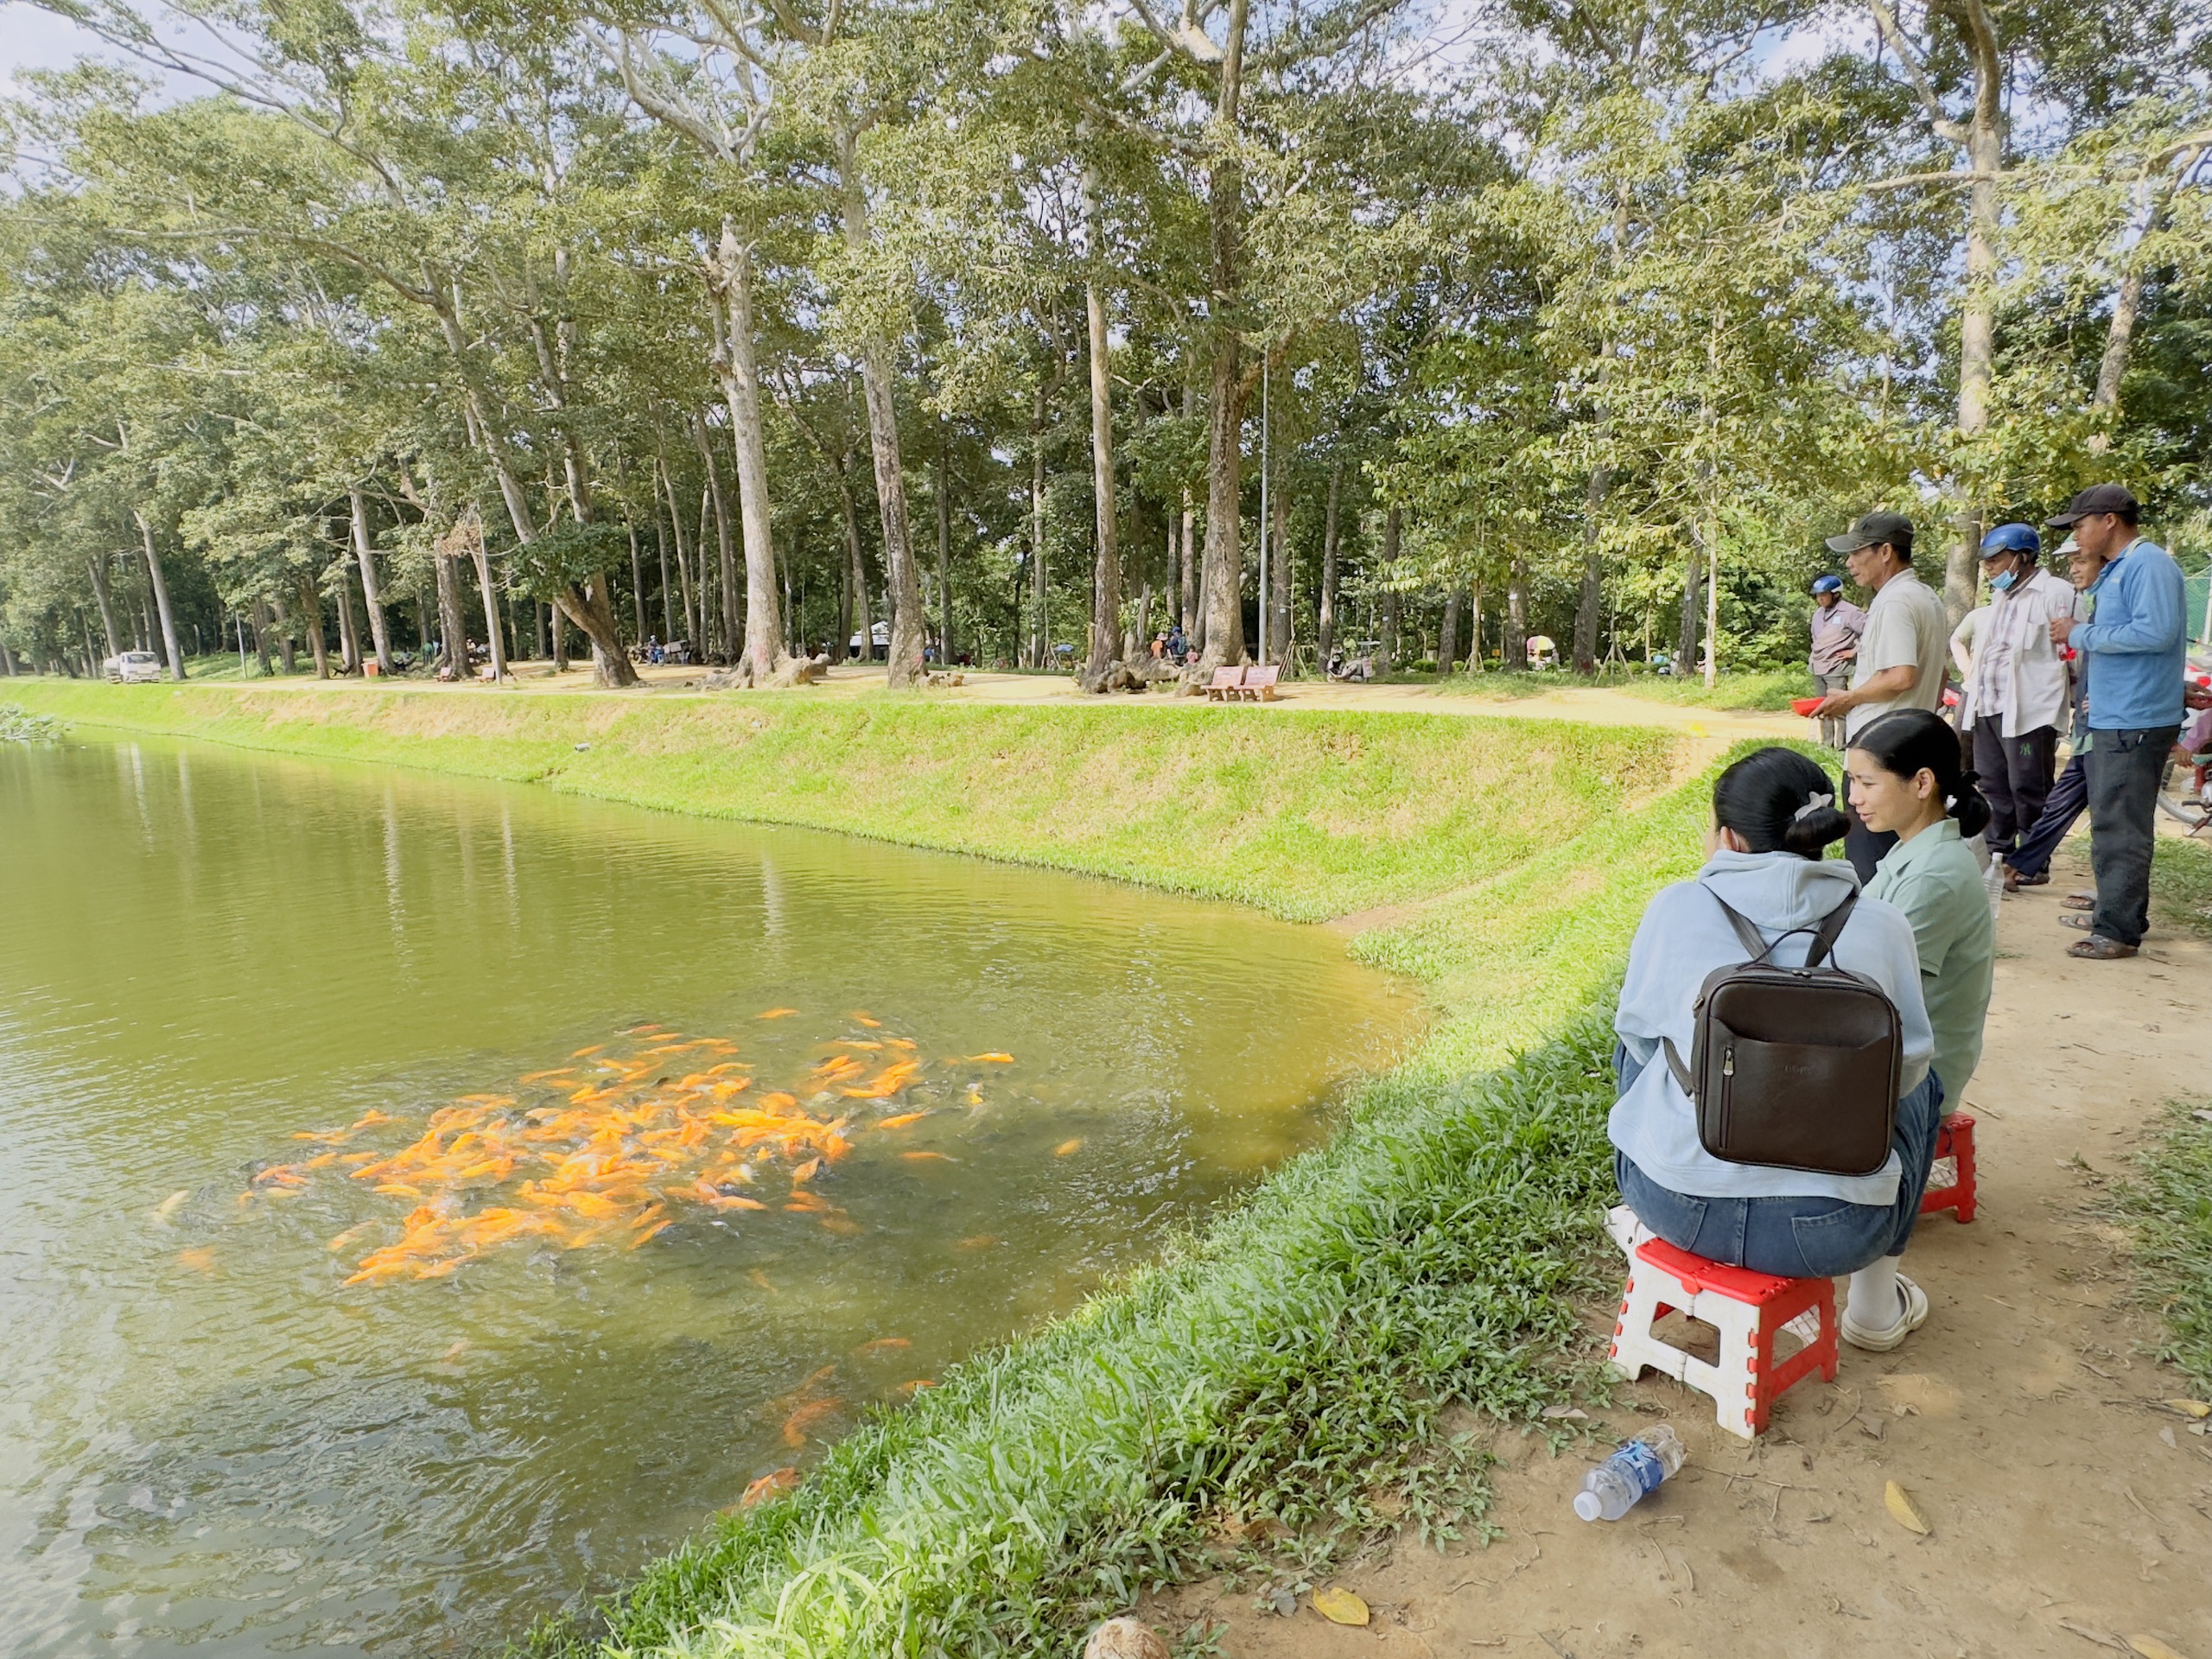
left=1840, top=1274, right=1929, bottom=1352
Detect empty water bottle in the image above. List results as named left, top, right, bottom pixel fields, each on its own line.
left=1572, top=1423, right=1685, bottom=1522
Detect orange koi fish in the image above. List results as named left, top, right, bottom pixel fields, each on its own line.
left=628, top=1218, right=673, bottom=1249
left=850, top=1013, right=881, bottom=1027
left=875, top=1112, right=928, bottom=1130
left=899, top=1151, right=956, bottom=1164
left=176, top=1246, right=218, bottom=1273
left=740, top=1467, right=799, bottom=1508
left=756, top=1007, right=798, bottom=1020
left=894, top=1379, right=935, bottom=1396
left=790, top=1159, right=821, bottom=1185
left=571, top=1045, right=605, bottom=1058
left=817, top=1216, right=863, bottom=1236
left=969, top=1052, right=1015, bottom=1065
left=780, top=1398, right=842, bottom=1446
left=1054, top=1139, right=1084, bottom=1157
left=853, top=1337, right=911, bottom=1356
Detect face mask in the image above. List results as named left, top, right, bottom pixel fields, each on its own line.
left=1991, top=569, right=2017, bottom=592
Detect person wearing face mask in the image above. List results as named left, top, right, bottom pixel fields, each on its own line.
left=1961, top=524, right=2074, bottom=865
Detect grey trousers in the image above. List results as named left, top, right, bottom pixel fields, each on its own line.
left=1816, top=671, right=1852, bottom=749
left=2084, top=726, right=2181, bottom=947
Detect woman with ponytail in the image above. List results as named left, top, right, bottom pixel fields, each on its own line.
left=1848, top=709, right=1997, bottom=1116
left=1826, top=709, right=1997, bottom=1351
left=1611, top=747, right=1945, bottom=1352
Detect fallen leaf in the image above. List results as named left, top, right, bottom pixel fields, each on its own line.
left=1883, top=1479, right=1929, bottom=1535
left=2163, top=1399, right=2211, bottom=1419
left=1311, top=1586, right=1370, bottom=1627
left=1540, top=1404, right=1587, bottom=1421
left=2126, top=1638, right=2190, bottom=1659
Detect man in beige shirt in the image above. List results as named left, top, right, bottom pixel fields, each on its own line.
left=1809, top=510, right=1950, bottom=878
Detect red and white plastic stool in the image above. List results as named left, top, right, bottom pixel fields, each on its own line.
left=1918, top=1112, right=1977, bottom=1223
left=1607, top=1236, right=1840, bottom=1440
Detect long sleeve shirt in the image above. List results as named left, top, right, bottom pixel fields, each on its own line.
left=1963, top=569, right=2074, bottom=736
left=1809, top=599, right=1866, bottom=677
left=2076, top=538, right=2187, bottom=731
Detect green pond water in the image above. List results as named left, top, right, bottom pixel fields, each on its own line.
left=0, top=728, right=1420, bottom=1657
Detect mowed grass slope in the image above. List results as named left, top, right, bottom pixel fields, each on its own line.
left=6, top=682, right=1682, bottom=920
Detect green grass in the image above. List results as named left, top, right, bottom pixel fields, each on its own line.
left=2153, top=836, right=2212, bottom=938
left=2106, top=1099, right=2212, bottom=1390
left=3, top=677, right=1734, bottom=1657
left=1425, top=666, right=1812, bottom=712
left=3, top=681, right=1685, bottom=923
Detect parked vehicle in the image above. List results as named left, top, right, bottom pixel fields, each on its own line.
left=104, top=651, right=162, bottom=683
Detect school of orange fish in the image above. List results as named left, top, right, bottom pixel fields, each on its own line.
left=234, top=1014, right=1015, bottom=1287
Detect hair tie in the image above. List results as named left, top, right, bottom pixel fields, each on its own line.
left=1792, top=791, right=1834, bottom=822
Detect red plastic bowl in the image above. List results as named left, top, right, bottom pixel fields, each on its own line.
left=1791, top=696, right=1823, bottom=717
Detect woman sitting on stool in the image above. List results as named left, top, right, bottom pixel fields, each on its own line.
left=1611, top=747, right=1943, bottom=1352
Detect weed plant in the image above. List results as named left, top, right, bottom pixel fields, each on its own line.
left=2152, top=837, right=2212, bottom=937
left=2105, top=1099, right=2212, bottom=1389
left=0, top=702, right=66, bottom=741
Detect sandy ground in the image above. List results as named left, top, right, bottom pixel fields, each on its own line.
left=1149, top=842, right=2212, bottom=1659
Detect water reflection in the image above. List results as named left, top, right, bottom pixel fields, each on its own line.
left=0, top=732, right=1418, bottom=1658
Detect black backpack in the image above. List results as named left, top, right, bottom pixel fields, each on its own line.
left=1662, top=887, right=1904, bottom=1178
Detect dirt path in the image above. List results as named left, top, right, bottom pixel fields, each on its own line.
left=1154, top=841, right=2212, bottom=1659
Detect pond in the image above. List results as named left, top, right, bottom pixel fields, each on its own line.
left=0, top=729, right=1419, bottom=1657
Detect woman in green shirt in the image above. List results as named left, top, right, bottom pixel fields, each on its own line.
left=1840, top=708, right=1996, bottom=1349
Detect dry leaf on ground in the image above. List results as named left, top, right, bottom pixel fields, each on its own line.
left=1312, top=1586, right=1370, bottom=1626
left=1883, top=1480, right=1930, bottom=1535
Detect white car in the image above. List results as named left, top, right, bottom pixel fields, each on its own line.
left=104, top=650, right=162, bottom=683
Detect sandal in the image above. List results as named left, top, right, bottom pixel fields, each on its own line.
left=2061, top=912, right=2094, bottom=930
left=2004, top=868, right=2049, bottom=891
left=2062, top=893, right=2094, bottom=911
left=1841, top=1274, right=1929, bottom=1352
left=2067, top=936, right=2138, bottom=960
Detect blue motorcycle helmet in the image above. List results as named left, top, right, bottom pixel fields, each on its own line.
left=1979, top=523, right=2040, bottom=558
left=1810, top=574, right=1844, bottom=596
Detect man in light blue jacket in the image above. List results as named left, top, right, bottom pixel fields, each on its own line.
left=2046, top=484, right=2187, bottom=959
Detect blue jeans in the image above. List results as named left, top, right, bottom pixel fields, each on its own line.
left=1612, top=1045, right=1945, bottom=1278
left=2006, top=751, right=2087, bottom=880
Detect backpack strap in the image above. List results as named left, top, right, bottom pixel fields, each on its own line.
left=1804, top=891, right=1859, bottom=969
left=1662, top=1036, right=1695, bottom=1096
left=1702, top=888, right=1773, bottom=960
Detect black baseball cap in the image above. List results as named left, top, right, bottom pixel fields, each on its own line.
left=2045, top=483, right=2139, bottom=526
left=1825, top=510, right=1915, bottom=556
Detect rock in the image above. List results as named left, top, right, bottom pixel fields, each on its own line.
left=1083, top=1616, right=1169, bottom=1659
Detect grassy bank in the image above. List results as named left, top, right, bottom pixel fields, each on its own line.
left=2107, top=1099, right=2212, bottom=1389
left=1427, top=666, right=1812, bottom=713
left=3, top=680, right=1682, bottom=927
left=6, top=678, right=1732, bottom=1655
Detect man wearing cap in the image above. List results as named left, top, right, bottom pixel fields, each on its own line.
left=1964, top=524, right=2074, bottom=861
left=1810, top=511, right=1951, bottom=878
left=1808, top=575, right=1866, bottom=749
left=2045, top=484, right=2188, bottom=960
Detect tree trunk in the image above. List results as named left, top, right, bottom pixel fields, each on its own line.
left=662, top=461, right=697, bottom=648
left=1702, top=512, right=1720, bottom=690
left=935, top=420, right=955, bottom=664
left=1440, top=588, right=1461, bottom=674
left=1179, top=383, right=1198, bottom=637
left=1675, top=548, right=1701, bottom=671
left=271, top=590, right=298, bottom=675
left=1376, top=506, right=1402, bottom=674
left=435, top=552, right=471, bottom=679
left=1081, top=257, right=1122, bottom=690
left=2087, top=153, right=2200, bottom=452
left=470, top=518, right=508, bottom=683
left=551, top=604, right=569, bottom=671
left=691, top=410, right=741, bottom=659
left=331, top=569, right=356, bottom=671
left=1317, top=461, right=1341, bottom=668
left=87, top=557, right=122, bottom=662
left=836, top=143, right=925, bottom=689
left=348, top=486, right=395, bottom=674
left=1573, top=468, right=1609, bottom=675
left=1030, top=385, right=1050, bottom=667
left=656, top=517, right=676, bottom=641
left=836, top=459, right=871, bottom=663
left=628, top=520, right=646, bottom=647
left=249, top=595, right=275, bottom=677
left=855, top=335, right=925, bottom=687
left=1194, top=0, right=1251, bottom=674
left=134, top=512, right=187, bottom=680
left=1269, top=465, right=1292, bottom=671
left=1505, top=558, right=1530, bottom=673
left=707, top=224, right=792, bottom=682
left=1947, top=2, right=2004, bottom=627
left=298, top=572, right=330, bottom=678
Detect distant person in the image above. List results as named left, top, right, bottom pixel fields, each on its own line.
left=2001, top=535, right=2098, bottom=891
left=1807, top=575, right=1866, bottom=749
left=2045, top=484, right=2188, bottom=960
left=1808, top=512, right=1951, bottom=880
left=1609, top=747, right=1942, bottom=1351
left=1150, top=633, right=1167, bottom=662
left=1166, top=624, right=1187, bottom=663
left=1960, top=524, right=2073, bottom=863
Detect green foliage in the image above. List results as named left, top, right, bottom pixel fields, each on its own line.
left=2104, top=1098, right=2212, bottom=1389
left=0, top=702, right=67, bottom=741
left=508, top=522, right=626, bottom=600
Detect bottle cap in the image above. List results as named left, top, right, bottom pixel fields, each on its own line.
left=1572, top=1490, right=1604, bottom=1522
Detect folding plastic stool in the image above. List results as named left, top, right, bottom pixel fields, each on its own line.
left=1607, top=1236, right=1840, bottom=1440
left=1917, top=1111, right=1977, bottom=1224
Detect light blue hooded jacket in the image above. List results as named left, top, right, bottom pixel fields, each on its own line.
left=1611, top=850, right=1935, bottom=1206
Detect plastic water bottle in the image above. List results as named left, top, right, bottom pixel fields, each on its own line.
left=1983, top=855, right=2005, bottom=923
left=1572, top=1424, right=1686, bottom=1522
